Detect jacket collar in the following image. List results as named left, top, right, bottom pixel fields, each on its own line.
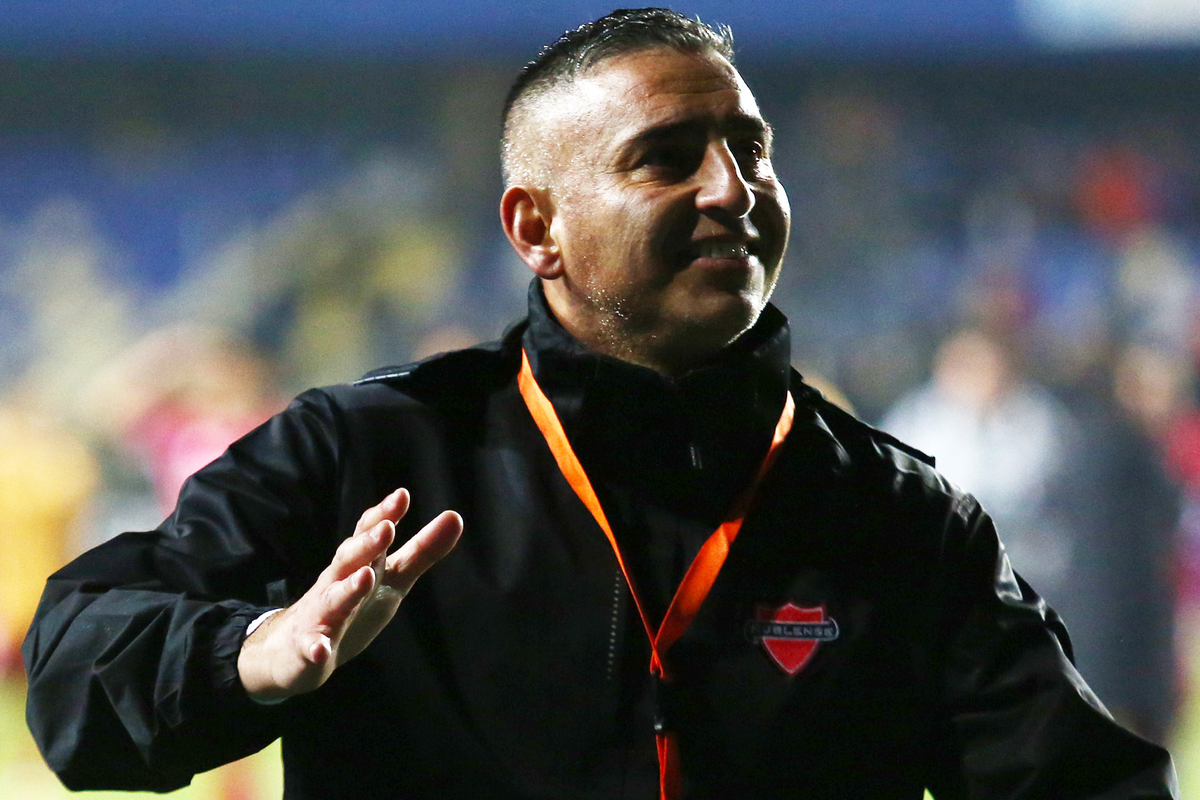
left=519, top=280, right=793, bottom=521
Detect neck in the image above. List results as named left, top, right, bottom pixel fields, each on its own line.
left=541, top=284, right=739, bottom=378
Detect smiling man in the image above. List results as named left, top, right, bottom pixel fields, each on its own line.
left=24, top=8, right=1177, bottom=800
left=500, top=40, right=790, bottom=374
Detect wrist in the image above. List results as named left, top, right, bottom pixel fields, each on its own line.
left=238, top=607, right=291, bottom=704
left=245, top=607, right=284, bottom=639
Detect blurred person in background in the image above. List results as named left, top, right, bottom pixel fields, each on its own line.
left=85, top=324, right=288, bottom=517
left=1166, top=341, right=1200, bottom=614
left=22, top=8, right=1177, bottom=800
left=882, top=325, right=1077, bottom=595
left=1056, top=343, right=1184, bottom=746
left=0, top=396, right=98, bottom=676
left=884, top=328, right=1184, bottom=746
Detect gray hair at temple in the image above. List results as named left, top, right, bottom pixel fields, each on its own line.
left=500, top=7, right=735, bottom=186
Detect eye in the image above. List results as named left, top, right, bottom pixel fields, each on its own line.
left=639, top=142, right=704, bottom=179
left=732, top=139, right=771, bottom=177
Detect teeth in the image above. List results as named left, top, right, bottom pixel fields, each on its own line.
left=696, top=242, right=750, bottom=259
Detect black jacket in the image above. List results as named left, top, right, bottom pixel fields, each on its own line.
left=24, top=287, right=1177, bottom=798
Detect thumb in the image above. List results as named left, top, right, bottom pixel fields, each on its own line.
left=384, top=510, right=463, bottom=596
left=307, top=633, right=333, bottom=666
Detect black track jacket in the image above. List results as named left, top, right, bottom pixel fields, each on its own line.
left=24, top=286, right=1177, bottom=798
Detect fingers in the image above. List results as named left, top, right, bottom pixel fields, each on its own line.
left=328, top=516, right=395, bottom=582
left=353, top=487, right=410, bottom=536
left=239, top=493, right=460, bottom=702
left=316, top=563, right=377, bottom=633
left=348, top=487, right=409, bottom=578
left=384, top=510, right=464, bottom=597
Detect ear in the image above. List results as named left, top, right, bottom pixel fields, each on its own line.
left=500, top=185, right=563, bottom=279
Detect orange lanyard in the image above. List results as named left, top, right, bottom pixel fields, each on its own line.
left=517, top=348, right=795, bottom=800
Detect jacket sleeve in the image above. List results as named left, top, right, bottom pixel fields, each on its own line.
left=22, top=389, right=346, bottom=792
left=927, top=496, right=1179, bottom=800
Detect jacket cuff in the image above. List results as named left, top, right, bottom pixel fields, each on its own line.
left=208, top=601, right=286, bottom=707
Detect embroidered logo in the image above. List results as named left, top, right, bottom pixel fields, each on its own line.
left=745, top=602, right=839, bottom=676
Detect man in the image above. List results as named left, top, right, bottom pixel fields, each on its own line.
left=24, top=8, right=1177, bottom=799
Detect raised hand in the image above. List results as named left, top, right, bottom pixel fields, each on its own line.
left=237, top=488, right=462, bottom=702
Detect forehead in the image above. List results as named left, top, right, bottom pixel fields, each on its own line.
left=563, top=47, right=765, bottom=145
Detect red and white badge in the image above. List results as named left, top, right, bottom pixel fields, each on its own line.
left=745, top=602, right=840, bottom=676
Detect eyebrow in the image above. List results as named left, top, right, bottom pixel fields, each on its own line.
left=627, top=113, right=775, bottom=152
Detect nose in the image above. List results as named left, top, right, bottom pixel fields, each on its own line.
left=695, top=140, right=754, bottom=219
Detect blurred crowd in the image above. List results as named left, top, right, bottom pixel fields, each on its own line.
left=0, top=55, right=1198, bottom=794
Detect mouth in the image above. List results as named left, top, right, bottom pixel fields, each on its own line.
left=686, top=239, right=763, bottom=267
left=694, top=240, right=751, bottom=259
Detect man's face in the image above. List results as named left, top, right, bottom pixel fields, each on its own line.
left=539, top=47, right=791, bottom=371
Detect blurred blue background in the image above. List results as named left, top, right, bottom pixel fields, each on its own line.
left=2, top=0, right=1197, bottom=55
left=1, top=2, right=1199, bottom=797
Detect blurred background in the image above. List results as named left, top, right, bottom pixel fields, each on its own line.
left=2, top=1, right=1198, bottom=796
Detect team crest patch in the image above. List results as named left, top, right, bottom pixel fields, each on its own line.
left=745, top=602, right=839, bottom=676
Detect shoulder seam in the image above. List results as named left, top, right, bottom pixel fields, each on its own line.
left=353, top=368, right=414, bottom=386
left=351, top=325, right=526, bottom=389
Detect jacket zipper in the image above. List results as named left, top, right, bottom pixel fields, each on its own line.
left=606, top=568, right=623, bottom=681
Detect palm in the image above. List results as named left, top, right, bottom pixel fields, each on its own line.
left=239, top=488, right=462, bottom=701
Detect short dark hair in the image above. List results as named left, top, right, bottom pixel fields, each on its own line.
left=501, top=7, right=735, bottom=184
